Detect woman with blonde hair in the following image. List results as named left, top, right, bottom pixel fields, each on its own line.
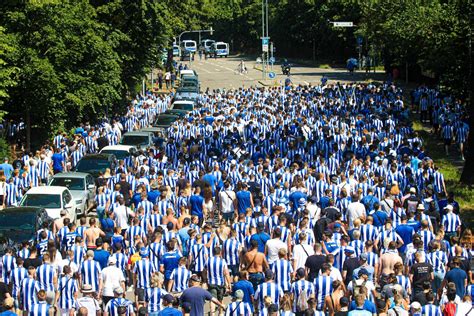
left=279, top=293, right=294, bottom=315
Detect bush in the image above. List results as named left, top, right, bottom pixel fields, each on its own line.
left=0, top=137, right=11, bottom=160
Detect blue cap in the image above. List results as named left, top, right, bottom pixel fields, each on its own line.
left=139, top=247, right=149, bottom=257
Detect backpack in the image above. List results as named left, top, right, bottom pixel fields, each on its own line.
left=353, top=279, right=367, bottom=297
left=443, top=302, right=457, bottom=316
left=406, top=199, right=418, bottom=214
left=296, top=288, right=309, bottom=312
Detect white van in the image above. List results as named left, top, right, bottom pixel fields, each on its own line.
left=212, top=42, right=229, bottom=57
left=200, top=39, right=215, bottom=53
left=181, top=40, right=197, bottom=53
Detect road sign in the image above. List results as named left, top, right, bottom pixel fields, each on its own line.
left=357, top=36, right=363, bottom=45
left=268, top=72, right=276, bottom=79
left=333, top=21, right=353, bottom=27
left=269, top=57, right=275, bottom=64
left=262, top=37, right=270, bottom=52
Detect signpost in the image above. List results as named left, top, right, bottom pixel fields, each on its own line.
left=332, top=21, right=354, bottom=27
left=262, top=37, right=270, bottom=52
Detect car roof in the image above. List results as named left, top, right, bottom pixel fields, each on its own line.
left=122, top=131, right=152, bottom=136
left=173, top=100, right=194, bottom=105
left=180, top=70, right=196, bottom=75
left=80, top=154, right=112, bottom=160
left=51, top=172, right=90, bottom=179
left=215, top=42, right=227, bottom=45
left=0, top=206, right=45, bottom=214
left=100, top=145, right=135, bottom=152
left=25, top=186, right=69, bottom=194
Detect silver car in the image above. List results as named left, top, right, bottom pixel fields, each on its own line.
left=48, top=172, right=96, bottom=216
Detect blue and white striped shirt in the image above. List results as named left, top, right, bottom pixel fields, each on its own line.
left=80, top=259, right=102, bottom=291
left=272, top=259, right=293, bottom=292
left=206, top=256, right=228, bottom=286
left=58, top=276, right=78, bottom=309
left=170, top=266, right=192, bottom=292
left=145, top=287, right=168, bottom=313
left=255, top=282, right=284, bottom=310
left=314, top=275, right=333, bottom=310
left=36, top=263, right=56, bottom=292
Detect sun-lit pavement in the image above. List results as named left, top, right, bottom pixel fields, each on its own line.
left=179, top=55, right=386, bottom=90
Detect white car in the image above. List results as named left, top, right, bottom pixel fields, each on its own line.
left=100, top=145, right=136, bottom=161
left=19, top=186, right=79, bottom=221
left=48, top=172, right=96, bottom=216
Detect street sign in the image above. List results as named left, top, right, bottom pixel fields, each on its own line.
left=262, top=37, right=270, bottom=52
left=269, top=57, right=275, bottom=64
left=333, top=21, right=353, bottom=27
left=357, top=36, right=363, bottom=45
left=268, top=72, right=276, bottom=79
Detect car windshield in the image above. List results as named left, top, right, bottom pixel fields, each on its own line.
left=0, top=212, right=36, bottom=230
left=185, top=42, right=195, bottom=48
left=155, top=116, right=177, bottom=126
left=173, top=103, right=193, bottom=111
left=76, top=159, right=111, bottom=172
left=216, top=44, right=227, bottom=50
left=120, top=135, right=148, bottom=146
left=21, top=194, right=61, bottom=209
left=50, top=177, right=85, bottom=190
left=101, top=150, right=129, bottom=160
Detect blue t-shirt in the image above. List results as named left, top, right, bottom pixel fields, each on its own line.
left=349, top=300, right=376, bottom=313
left=395, top=224, right=415, bottom=253
left=202, top=174, right=217, bottom=193
left=236, top=190, right=251, bottom=214
left=158, top=307, right=183, bottom=316
left=372, top=211, right=388, bottom=227
left=93, top=249, right=110, bottom=269
left=180, top=286, right=213, bottom=316
left=189, top=194, right=204, bottom=218
left=250, top=232, right=270, bottom=253
left=445, top=267, right=468, bottom=298
left=51, top=153, right=64, bottom=171
left=147, top=190, right=161, bottom=204
left=232, top=280, right=255, bottom=305
left=289, top=190, right=307, bottom=211
left=0, top=163, right=13, bottom=179
left=161, top=251, right=182, bottom=280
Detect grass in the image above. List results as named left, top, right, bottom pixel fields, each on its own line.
left=412, top=121, right=474, bottom=225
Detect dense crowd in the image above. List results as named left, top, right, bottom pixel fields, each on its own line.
left=0, top=80, right=472, bottom=316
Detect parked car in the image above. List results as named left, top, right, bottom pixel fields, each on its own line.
left=73, top=153, right=116, bottom=178
left=152, top=113, right=180, bottom=129
left=0, top=207, right=52, bottom=248
left=19, top=186, right=79, bottom=221
left=173, top=87, right=200, bottom=103
left=171, top=100, right=195, bottom=113
left=100, top=145, right=137, bottom=161
left=48, top=172, right=96, bottom=216
left=180, top=75, right=200, bottom=91
left=119, top=131, right=155, bottom=150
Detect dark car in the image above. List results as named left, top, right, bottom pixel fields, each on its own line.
left=0, top=207, right=52, bottom=253
left=164, top=109, right=187, bottom=118
left=153, top=114, right=180, bottom=129
left=74, top=153, right=116, bottom=178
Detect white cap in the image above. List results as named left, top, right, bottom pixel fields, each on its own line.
left=444, top=204, right=454, bottom=211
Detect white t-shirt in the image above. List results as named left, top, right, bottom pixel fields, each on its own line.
left=347, top=202, right=366, bottom=229
left=57, top=259, right=78, bottom=275
left=266, top=239, right=287, bottom=265
left=219, top=190, right=236, bottom=214
left=74, top=296, right=100, bottom=315
left=114, top=205, right=130, bottom=230
left=101, top=265, right=125, bottom=297
left=387, top=306, right=409, bottom=316
left=292, top=243, right=314, bottom=270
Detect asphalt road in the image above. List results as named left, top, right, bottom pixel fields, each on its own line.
left=179, top=55, right=386, bottom=90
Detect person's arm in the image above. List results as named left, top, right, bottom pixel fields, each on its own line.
left=249, top=193, right=254, bottom=209
left=224, top=267, right=232, bottom=291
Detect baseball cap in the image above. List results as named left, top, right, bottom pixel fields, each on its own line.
left=190, top=274, right=201, bottom=283
left=358, top=268, right=369, bottom=277
left=360, top=253, right=368, bottom=261
left=409, top=187, right=416, bottom=194
left=139, top=247, right=149, bottom=257
left=108, top=256, right=117, bottom=265
left=113, top=287, right=124, bottom=295
left=444, top=204, right=454, bottom=211
left=296, top=268, right=306, bottom=278
left=234, top=289, right=244, bottom=300
left=163, top=294, right=175, bottom=304
left=334, top=223, right=342, bottom=228
left=344, top=246, right=355, bottom=253
left=410, top=301, right=421, bottom=310
left=298, top=197, right=307, bottom=205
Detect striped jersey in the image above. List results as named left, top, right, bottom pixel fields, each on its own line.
left=145, top=287, right=168, bottom=313
left=254, top=282, right=284, bottom=310
left=9, top=266, right=28, bottom=297
left=441, top=213, right=460, bottom=232
left=313, top=275, right=333, bottom=310
left=105, top=297, right=134, bottom=316
left=291, top=279, right=315, bottom=313
left=421, top=303, right=441, bottom=316
left=206, top=256, right=228, bottom=286
left=271, top=259, right=294, bottom=292
left=29, top=301, right=51, bottom=316
left=21, top=277, right=40, bottom=312
left=223, top=237, right=241, bottom=266
left=133, top=259, right=156, bottom=288
left=36, top=263, right=57, bottom=292
left=80, top=259, right=102, bottom=291
left=426, top=250, right=448, bottom=273
left=225, top=301, right=253, bottom=316
left=170, top=266, right=192, bottom=292
left=57, top=276, right=78, bottom=309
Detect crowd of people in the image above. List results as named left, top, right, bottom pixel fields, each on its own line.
left=0, top=80, right=472, bottom=316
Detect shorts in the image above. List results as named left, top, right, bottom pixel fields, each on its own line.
left=135, top=288, right=146, bottom=302
left=444, top=138, right=452, bottom=146
left=228, top=265, right=238, bottom=276
left=208, top=284, right=225, bottom=301
left=222, top=212, right=234, bottom=222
